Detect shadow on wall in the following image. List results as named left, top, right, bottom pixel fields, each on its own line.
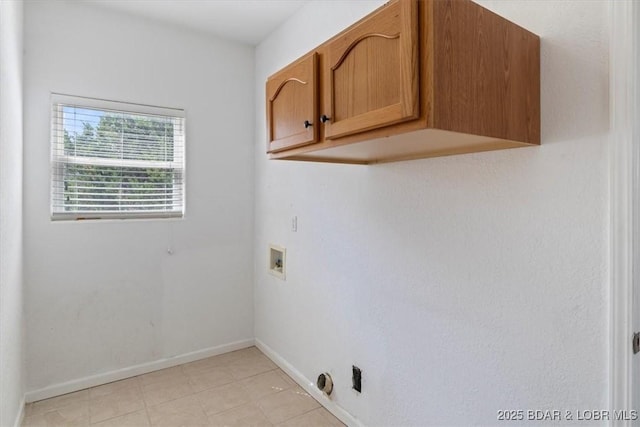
left=539, top=37, right=609, bottom=144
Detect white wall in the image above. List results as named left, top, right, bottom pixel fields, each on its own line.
left=254, top=1, right=609, bottom=425
left=24, top=1, right=255, bottom=394
left=0, top=0, right=25, bottom=425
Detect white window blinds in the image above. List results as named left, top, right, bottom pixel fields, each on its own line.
left=51, top=95, right=185, bottom=220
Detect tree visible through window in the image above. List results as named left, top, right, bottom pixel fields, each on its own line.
left=51, top=95, right=185, bottom=220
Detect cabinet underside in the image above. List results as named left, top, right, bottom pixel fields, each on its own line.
left=270, top=129, right=533, bottom=165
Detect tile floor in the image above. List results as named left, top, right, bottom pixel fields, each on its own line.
left=22, top=347, right=345, bottom=427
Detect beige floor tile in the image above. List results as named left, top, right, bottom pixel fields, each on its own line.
left=208, top=402, right=272, bottom=427
left=92, top=409, right=150, bottom=427
left=197, top=383, right=251, bottom=417
left=21, top=415, right=45, bottom=427
left=181, top=356, right=226, bottom=376
left=277, top=408, right=345, bottom=427
left=89, top=387, right=145, bottom=424
left=24, top=403, right=35, bottom=419
left=89, top=377, right=141, bottom=399
left=22, top=399, right=90, bottom=427
left=186, top=366, right=235, bottom=393
left=213, top=347, right=262, bottom=365
left=23, top=348, right=333, bottom=427
left=139, top=366, right=187, bottom=387
left=240, top=370, right=295, bottom=401
left=142, top=376, right=195, bottom=407
left=227, top=355, right=278, bottom=380
left=256, top=388, right=320, bottom=425
left=29, top=390, right=90, bottom=416
left=147, top=394, right=209, bottom=427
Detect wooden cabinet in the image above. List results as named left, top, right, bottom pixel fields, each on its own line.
left=322, top=0, right=418, bottom=140
left=266, top=52, right=318, bottom=153
left=265, top=0, right=540, bottom=165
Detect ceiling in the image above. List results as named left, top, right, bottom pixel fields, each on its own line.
left=85, top=0, right=310, bottom=45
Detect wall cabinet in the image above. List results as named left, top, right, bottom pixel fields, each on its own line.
left=267, top=52, right=318, bottom=153
left=322, top=0, right=418, bottom=140
left=265, top=0, right=540, bottom=164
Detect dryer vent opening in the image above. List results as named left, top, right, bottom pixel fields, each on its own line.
left=317, top=372, right=333, bottom=395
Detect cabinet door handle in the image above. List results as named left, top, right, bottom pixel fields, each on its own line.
left=304, top=120, right=313, bottom=128
left=320, top=115, right=331, bottom=123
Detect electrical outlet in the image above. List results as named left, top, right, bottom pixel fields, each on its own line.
left=352, top=366, right=362, bottom=393
left=291, top=216, right=297, bottom=232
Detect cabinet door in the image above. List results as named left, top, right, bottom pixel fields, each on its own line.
left=266, top=52, right=318, bottom=153
left=322, top=0, right=419, bottom=140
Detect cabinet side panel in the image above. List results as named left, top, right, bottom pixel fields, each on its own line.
left=433, top=0, right=540, bottom=144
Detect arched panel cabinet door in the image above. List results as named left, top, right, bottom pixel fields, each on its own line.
left=321, top=0, right=419, bottom=140
left=266, top=52, right=319, bottom=153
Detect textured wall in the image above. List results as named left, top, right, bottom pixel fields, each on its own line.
left=0, top=0, right=25, bottom=425
left=23, top=1, right=255, bottom=393
left=254, top=1, right=609, bottom=425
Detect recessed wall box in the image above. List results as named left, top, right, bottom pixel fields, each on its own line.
left=268, top=244, right=286, bottom=280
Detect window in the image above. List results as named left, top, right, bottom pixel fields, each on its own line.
left=50, top=94, right=185, bottom=220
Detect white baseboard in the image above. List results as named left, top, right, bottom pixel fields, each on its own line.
left=25, top=338, right=255, bottom=403
left=255, top=339, right=362, bottom=427
left=13, top=396, right=25, bottom=427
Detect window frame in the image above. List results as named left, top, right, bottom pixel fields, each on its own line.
left=50, top=93, right=186, bottom=221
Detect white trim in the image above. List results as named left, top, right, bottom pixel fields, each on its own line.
left=50, top=93, right=185, bottom=118
left=24, top=338, right=254, bottom=403
left=12, top=397, right=25, bottom=427
left=255, top=338, right=362, bottom=427
left=51, top=210, right=183, bottom=221
left=610, top=1, right=638, bottom=425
